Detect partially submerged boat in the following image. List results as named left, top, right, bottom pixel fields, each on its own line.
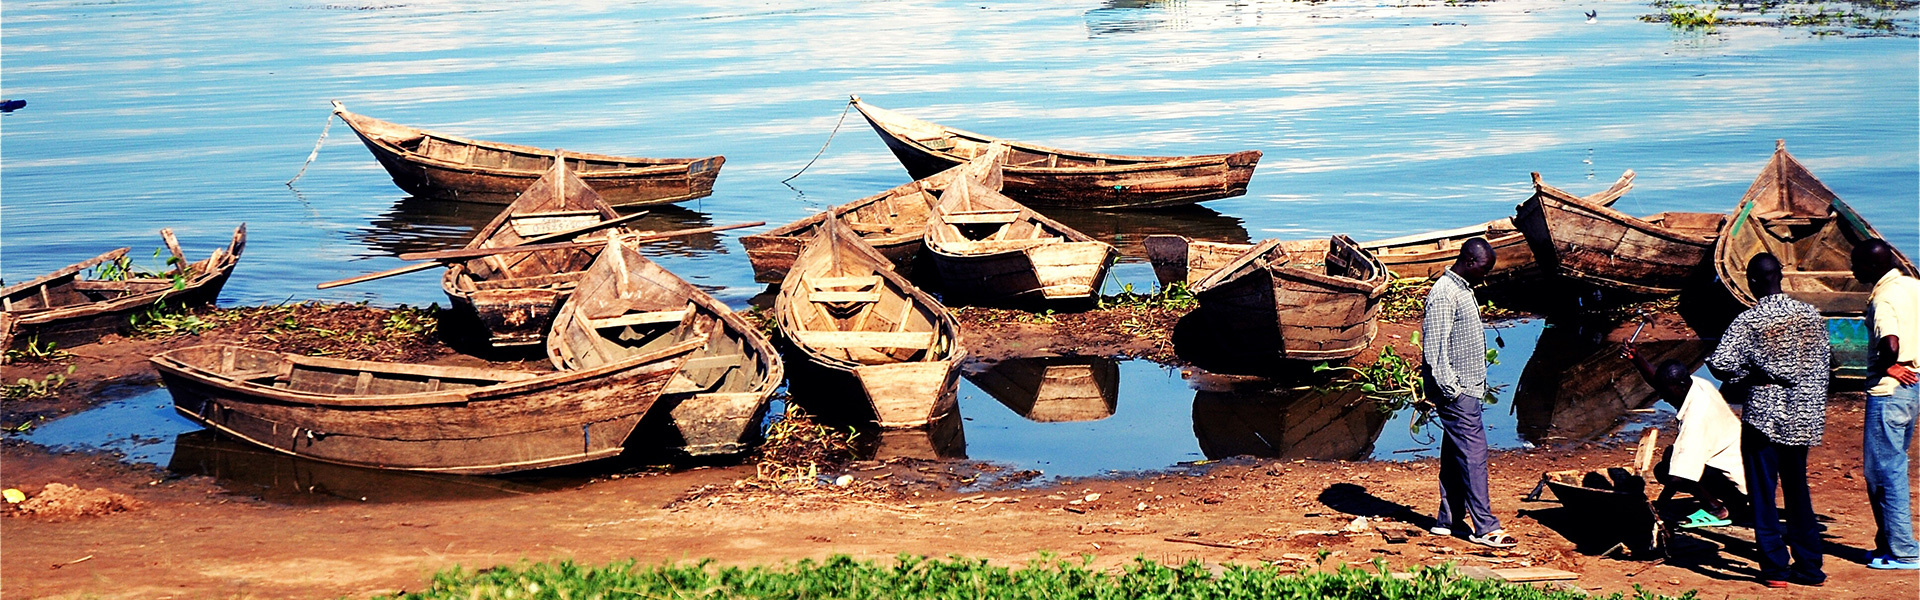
left=853, top=98, right=1260, bottom=210
left=333, top=101, right=723, bottom=207
left=548, top=234, right=782, bottom=457
left=924, top=176, right=1118, bottom=303
left=151, top=248, right=707, bottom=473
left=740, top=145, right=1007, bottom=283
left=2, top=225, right=246, bottom=354
left=442, top=160, right=625, bottom=348
left=776, top=220, right=965, bottom=428
left=1177, top=235, right=1390, bottom=361
left=964, top=356, right=1120, bottom=423
left=1514, top=171, right=1725, bottom=295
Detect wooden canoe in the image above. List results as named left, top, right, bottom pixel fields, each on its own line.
left=740, top=145, right=1008, bottom=283
left=1189, top=376, right=1386, bottom=461
left=1515, top=171, right=1726, bottom=295
left=442, top=159, right=626, bottom=348
left=2, top=224, right=246, bottom=354
left=1143, top=174, right=1633, bottom=288
left=964, top=355, right=1120, bottom=423
left=853, top=98, right=1261, bottom=210
left=332, top=101, right=723, bottom=207
left=1714, top=140, right=1918, bottom=315
left=150, top=331, right=707, bottom=475
left=547, top=234, right=782, bottom=457
left=925, top=175, right=1119, bottom=303
left=1182, top=235, right=1390, bottom=361
left=776, top=219, right=965, bottom=428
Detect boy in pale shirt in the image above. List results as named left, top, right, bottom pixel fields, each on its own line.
left=1624, top=345, right=1745, bottom=528
left=1852, top=240, right=1920, bottom=570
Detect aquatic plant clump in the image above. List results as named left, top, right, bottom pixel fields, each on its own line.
left=1642, top=0, right=1915, bottom=34
left=375, top=555, right=1698, bottom=600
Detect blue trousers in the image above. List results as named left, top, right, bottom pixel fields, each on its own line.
left=1742, top=424, right=1823, bottom=582
left=1435, top=392, right=1501, bottom=537
left=1865, top=382, right=1919, bottom=561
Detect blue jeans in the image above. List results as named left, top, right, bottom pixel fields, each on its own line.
left=1435, top=392, right=1501, bottom=537
left=1743, top=424, right=1823, bottom=582
left=1866, top=382, right=1920, bottom=561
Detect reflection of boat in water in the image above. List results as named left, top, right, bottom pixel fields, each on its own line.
left=1085, top=0, right=1190, bottom=37
left=965, top=356, right=1120, bottom=423
left=859, top=409, right=967, bottom=461
left=1512, top=319, right=1710, bottom=444
left=1189, top=374, right=1387, bottom=461
left=1039, top=205, right=1249, bottom=266
left=167, top=430, right=555, bottom=505
left=356, top=197, right=721, bottom=260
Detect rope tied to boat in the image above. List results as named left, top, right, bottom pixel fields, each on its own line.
left=286, top=112, right=335, bottom=186
left=781, top=99, right=854, bottom=184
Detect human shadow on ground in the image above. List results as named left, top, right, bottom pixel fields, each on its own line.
left=1317, top=482, right=1426, bottom=524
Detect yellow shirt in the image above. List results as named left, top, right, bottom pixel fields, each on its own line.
left=1868, top=270, right=1920, bottom=396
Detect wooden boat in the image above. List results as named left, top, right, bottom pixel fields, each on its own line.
left=441, top=160, right=625, bottom=348
left=547, top=234, right=782, bottom=457
left=1714, top=140, right=1918, bottom=315
left=964, top=356, right=1120, bottom=423
left=332, top=101, right=723, bottom=207
left=775, top=219, right=965, bottom=428
left=853, top=98, right=1260, bottom=210
left=1179, top=235, right=1390, bottom=360
left=924, top=176, right=1118, bottom=303
left=1514, top=171, right=1726, bottom=295
left=1144, top=172, right=1632, bottom=287
left=740, top=145, right=1007, bottom=283
left=1189, top=375, right=1386, bottom=461
left=150, top=330, right=706, bottom=475
left=1, top=225, right=246, bottom=354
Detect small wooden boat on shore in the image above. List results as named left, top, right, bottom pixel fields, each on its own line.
left=1515, top=171, right=1725, bottom=295
left=151, top=263, right=707, bottom=474
left=1714, top=140, right=1918, bottom=315
left=776, top=220, right=964, bottom=428
left=925, top=176, right=1118, bottom=303
left=964, top=356, right=1120, bottom=423
left=332, top=101, right=723, bottom=207
left=740, top=145, right=1007, bottom=283
left=853, top=98, right=1261, bottom=210
left=548, top=234, right=782, bottom=457
left=2, top=225, right=246, bottom=354
left=442, top=160, right=625, bottom=348
left=1178, top=235, right=1390, bottom=361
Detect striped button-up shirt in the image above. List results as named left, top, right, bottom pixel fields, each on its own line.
left=1422, top=270, right=1487, bottom=401
left=1707, top=293, right=1831, bottom=446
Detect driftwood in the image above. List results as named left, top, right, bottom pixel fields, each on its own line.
left=775, top=219, right=964, bottom=428
left=741, top=146, right=1007, bottom=283
left=853, top=98, right=1259, bottom=210
left=547, top=234, right=782, bottom=457
left=332, top=101, right=723, bottom=207
left=2, top=225, right=246, bottom=354
left=1514, top=170, right=1724, bottom=295
left=924, top=173, right=1118, bottom=303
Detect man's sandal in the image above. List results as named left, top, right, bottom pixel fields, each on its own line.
left=1677, top=509, right=1732, bottom=529
left=1468, top=529, right=1519, bottom=549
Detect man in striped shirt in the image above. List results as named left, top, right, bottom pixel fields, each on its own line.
left=1421, top=238, right=1514, bottom=548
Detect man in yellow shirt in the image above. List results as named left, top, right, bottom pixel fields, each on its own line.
left=1851, top=240, right=1920, bottom=571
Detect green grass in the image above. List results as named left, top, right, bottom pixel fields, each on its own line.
left=373, top=555, right=1695, bottom=600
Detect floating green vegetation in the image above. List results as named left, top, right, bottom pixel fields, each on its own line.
left=1378, top=279, right=1525, bottom=322
left=5, top=365, right=75, bottom=401
left=1644, top=0, right=1915, bottom=34
left=374, top=555, right=1695, bottom=600
left=4, top=336, right=72, bottom=363
left=130, top=300, right=218, bottom=337
left=1098, top=282, right=1198, bottom=312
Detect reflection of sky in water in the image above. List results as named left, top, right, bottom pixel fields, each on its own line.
left=4, top=0, right=1913, bottom=311
left=20, top=387, right=203, bottom=466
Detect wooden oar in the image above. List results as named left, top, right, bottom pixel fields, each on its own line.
left=315, top=210, right=651, bottom=290
left=399, top=221, right=765, bottom=262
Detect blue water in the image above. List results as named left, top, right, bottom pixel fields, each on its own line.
left=1, top=0, right=1912, bottom=482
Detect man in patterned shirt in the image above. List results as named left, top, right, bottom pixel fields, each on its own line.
left=1707, top=253, right=1830, bottom=588
left=1421, top=238, right=1514, bottom=548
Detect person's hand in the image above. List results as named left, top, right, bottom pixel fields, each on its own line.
left=1891, top=363, right=1919, bottom=386
left=1620, top=344, right=1637, bottom=360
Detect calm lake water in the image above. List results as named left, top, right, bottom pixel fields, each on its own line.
left=4, top=0, right=1915, bottom=489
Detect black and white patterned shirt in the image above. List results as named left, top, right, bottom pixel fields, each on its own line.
left=1422, top=270, right=1487, bottom=401
left=1707, top=293, right=1830, bottom=446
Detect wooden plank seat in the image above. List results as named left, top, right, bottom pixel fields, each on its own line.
left=583, top=309, right=688, bottom=330
left=940, top=237, right=1062, bottom=253
left=846, top=222, right=899, bottom=234
left=791, top=330, right=936, bottom=349
left=471, top=272, right=586, bottom=291
left=943, top=210, right=1022, bottom=225
left=810, top=290, right=882, bottom=304
left=810, top=276, right=882, bottom=289
left=507, top=210, right=607, bottom=237
left=225, top=369, right=284, bottom=383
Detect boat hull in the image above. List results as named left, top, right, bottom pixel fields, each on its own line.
left=1515, top=174, right=1722, bottom=295
left=1187, top=236, right=1390, bottom=361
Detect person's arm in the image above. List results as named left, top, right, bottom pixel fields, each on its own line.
left=1422, top=286, right=1462, bottom=400
left=1622, top=343, right=1657, bottom=385
left=1705, top=319, right=1751, bottom=383
left=1872, top=292, right=1918, bottom=385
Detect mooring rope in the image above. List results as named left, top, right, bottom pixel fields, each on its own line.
left=286, top=112, right=335, bottom=185
left=782, top=99, right=854, bottom=184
